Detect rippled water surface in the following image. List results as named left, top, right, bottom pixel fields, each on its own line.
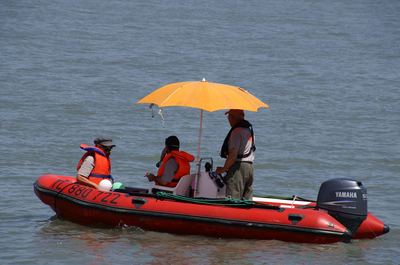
left=1, top=0, right=399, bottom=264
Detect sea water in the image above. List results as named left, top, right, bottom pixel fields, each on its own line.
left=1, top=0, right=399, bottom=264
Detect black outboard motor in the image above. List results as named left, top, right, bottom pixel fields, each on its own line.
left=317, top=178, right=368, bottom=236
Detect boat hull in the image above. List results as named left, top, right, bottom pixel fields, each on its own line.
left=34, top=174, right=386, bottom=243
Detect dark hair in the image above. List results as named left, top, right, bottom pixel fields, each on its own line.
left=165, top=135, right=180, bottom=151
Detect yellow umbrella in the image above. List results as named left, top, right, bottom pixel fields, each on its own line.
left=137, top=78, right=269, bottom=160
left=137, top=79, right=269, bottom=112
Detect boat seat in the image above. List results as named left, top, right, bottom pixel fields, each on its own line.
left=151, top=174, right=194, bottom=196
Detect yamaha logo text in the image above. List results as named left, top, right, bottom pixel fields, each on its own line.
left=335, top=191, right=357, bottom=198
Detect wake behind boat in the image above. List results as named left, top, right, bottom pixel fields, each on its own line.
left=34, top=170, right=389, bottom=244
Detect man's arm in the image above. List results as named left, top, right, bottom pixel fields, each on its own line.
left=216, top=146, right=239, bottom=174
left=145, top=172, right=168, bottom=186
left=76, top=156, right=98, bottom=189
left=76, top=174, right=99, bottom=189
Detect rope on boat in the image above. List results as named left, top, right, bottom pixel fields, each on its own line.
left=155, top=192, right=280, bottom=210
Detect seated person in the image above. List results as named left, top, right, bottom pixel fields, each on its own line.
left=77, top=137, right=115, bottom=189
left=146, top=135, right=194, bottom=187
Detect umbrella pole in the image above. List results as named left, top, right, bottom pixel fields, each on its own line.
left=197, top=109, right=203, bottom=161
left=193, top=109, right=203, bottom=196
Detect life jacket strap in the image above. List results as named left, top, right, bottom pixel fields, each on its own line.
left=89, top=174, right=114, bottom=182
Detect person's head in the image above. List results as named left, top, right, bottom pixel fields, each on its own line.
left=165, top=135, right=180, bottom=152
left=225, top=109, right=245, bottom=127
left=94, top=137, right=115, bottom=155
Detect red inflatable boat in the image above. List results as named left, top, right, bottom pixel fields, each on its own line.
left=34, top=173, right=389, bottom=244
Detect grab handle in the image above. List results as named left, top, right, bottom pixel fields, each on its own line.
left=288, top=214, right=304, bottom=224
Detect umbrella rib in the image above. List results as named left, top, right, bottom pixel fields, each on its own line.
left=160, top=83, right=187, bottom=107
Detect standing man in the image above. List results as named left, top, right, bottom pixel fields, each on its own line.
left=76, top=137, right=115, bottom=189
left=216, top=109, right=256, bottom=200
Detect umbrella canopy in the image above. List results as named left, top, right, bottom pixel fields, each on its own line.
left=137, top=79, right=269, bottom=112
left=137, top=79, right=269, bottom=162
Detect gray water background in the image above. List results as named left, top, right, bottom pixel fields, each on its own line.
left=1, top=0, right=399, bottom=264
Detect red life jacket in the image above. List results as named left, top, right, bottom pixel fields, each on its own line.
left=157, top=150, right=195, bottom=187
left=77, top=144, right=113, bottom=185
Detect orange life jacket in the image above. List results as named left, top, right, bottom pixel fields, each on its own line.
left=157, top=150, right=194, bottom=187
left=77, top=144, right=113, bottom=185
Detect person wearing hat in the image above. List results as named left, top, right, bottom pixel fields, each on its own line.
left=145, top=135, right=195, bottom=187
left=216, top=109, right=256, bottom=200
left=76, top=137, right=115, bottom=189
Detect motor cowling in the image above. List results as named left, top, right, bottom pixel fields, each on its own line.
left=317, top=178, right=368, bottom=236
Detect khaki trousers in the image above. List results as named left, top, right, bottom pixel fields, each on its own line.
left=225, top=162, right=253, bottom=200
